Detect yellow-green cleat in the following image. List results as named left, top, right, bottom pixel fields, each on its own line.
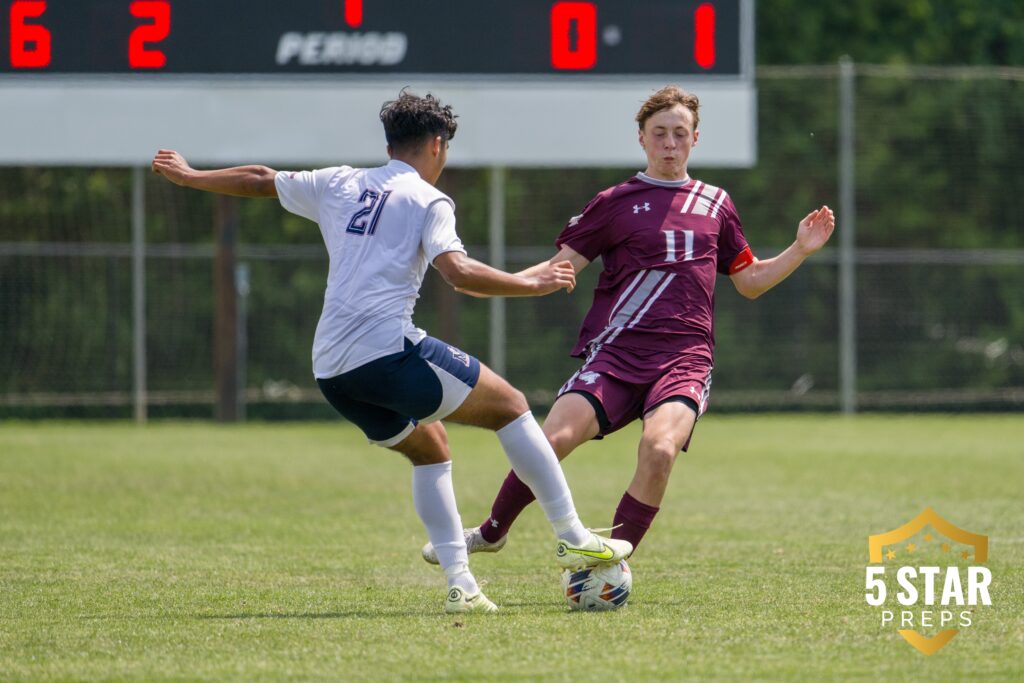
left=422, top=527, right=507, bottom=565
left=444, top=586, right=498, bottom=614
left=555, top=533, right=633, bottom=570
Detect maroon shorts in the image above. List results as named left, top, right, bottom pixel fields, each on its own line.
left=557, top=345, right=713, bottom=449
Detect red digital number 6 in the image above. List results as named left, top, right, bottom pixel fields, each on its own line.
left=10, top=0, right=51, bottom=68
left=129, top=1, right=171, bottom=69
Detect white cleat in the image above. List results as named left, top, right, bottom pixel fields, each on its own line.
left=444, top=586, right=498, bottom=614
left=422, top=527, right=508, bottom=565
left=555, top=533, right=633, bottom=570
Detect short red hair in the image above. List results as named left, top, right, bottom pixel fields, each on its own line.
left=636, top=85, right=700, bottom=130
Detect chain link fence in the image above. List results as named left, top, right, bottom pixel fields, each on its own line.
left=2, top=63, right=1022, bottom=418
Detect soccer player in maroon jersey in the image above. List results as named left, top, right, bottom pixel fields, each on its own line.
left=422, top=85, right=835, bottom=564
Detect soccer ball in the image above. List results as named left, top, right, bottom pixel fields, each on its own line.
left=561, top=560, right=632, bottom=611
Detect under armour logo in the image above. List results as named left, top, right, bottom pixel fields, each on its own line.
left=580, top=371, right=601, bottom=385
left=633, top=203, right=651, bottom=214
left=490, top=520, right=500, bottom=528
left=688, top=387, right=699, bottom=396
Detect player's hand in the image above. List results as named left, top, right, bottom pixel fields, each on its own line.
left=530, top=260, right=576, bottom=295
left=151, top=149, right=194, bottom=187
left=796, top=205, right=835, bottom=255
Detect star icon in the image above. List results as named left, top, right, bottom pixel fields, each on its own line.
left=886, top=549, right=896, bottom=560
left=923, top=533, right=934, bottom=542
left=961, top=550, right=972, bottom=560
left=905, top=543, right=916, bottom=553
left=941, top=543, right=951, bottom=553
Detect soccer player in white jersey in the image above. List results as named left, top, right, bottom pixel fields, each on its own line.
left=151, top=90, right=631, bottom=614
left=422, top=85, right=835, bottom=565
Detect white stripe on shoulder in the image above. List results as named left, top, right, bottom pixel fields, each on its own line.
left=691, top=183, right=720, bottom=217
left=680, top=182, right=702, bottom=214
left=710, top=188, right=729, bottom=219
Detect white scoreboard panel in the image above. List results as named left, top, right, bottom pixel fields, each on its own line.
left=0, top=0, right=756, bottom=167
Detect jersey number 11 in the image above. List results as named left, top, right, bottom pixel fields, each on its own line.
left=664, top=230, right=695, bottom=262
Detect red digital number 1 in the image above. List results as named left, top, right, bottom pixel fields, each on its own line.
left=694, top=3, right=716, bottom=69
left=10, top=0, right=51, bottom=68
left=129, top=1, right=171, bottom=69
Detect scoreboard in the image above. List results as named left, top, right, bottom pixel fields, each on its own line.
left=2, top=0, right=742, bottom=75
left=0, top=0, right=756, bottom=167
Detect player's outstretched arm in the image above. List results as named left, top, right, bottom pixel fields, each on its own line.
left=730, top=205, right=835, bottom=300
left=454, top=246, right=590, bottom=298
left=151, top=149, right=278, bottom=198
left=434, top=251, right=576, bottom=297
left=515, top=245, right=591, bottom=279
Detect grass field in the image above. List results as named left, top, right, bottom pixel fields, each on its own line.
left=1, top=415, right=1022, bottom=681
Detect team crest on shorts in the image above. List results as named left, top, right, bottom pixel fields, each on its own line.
left=448, top=346, right=470, bottom=367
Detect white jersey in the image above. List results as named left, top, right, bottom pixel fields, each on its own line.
left=275, top=159, right=465, bottom=378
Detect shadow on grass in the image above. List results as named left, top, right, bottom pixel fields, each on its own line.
left=195, top=601, right=568, bottom=619
left=75, top=602, right=568, bottom=621
left=195, top=603, right=564, bottom=619
left=76, top=610, right=451, bottom=620
left=195, top=611, right=428, bottom=620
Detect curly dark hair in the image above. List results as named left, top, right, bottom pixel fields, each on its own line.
left=379, top=89, right=458, bottom=154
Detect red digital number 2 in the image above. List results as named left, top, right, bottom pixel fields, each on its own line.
left=129, top=1, right=171, bottom=69
left=10, top=0, right=51, bottom=68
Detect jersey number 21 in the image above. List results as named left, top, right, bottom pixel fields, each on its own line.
left=347, top=190, right=392, bottom=236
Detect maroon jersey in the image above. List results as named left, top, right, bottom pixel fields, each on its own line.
left=557, top=173, right=754, bottom=363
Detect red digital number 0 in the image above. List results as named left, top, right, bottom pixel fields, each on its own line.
left=10, top=1, right=51, bottom=68
left=129, top=1, right=171, bottom=69
left=550, top=2, right=597, bottom=71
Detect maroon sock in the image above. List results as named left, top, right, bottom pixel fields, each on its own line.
left=612, top=492, right=660, bottom=550
left=479, top=470, right=536, bottom=543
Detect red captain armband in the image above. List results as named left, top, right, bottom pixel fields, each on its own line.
left=728, top=247, right=755, bottom=274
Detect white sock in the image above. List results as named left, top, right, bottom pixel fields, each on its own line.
left=411, top=462, right=478, bottom=593
left=551, top=515, right=595, bottom=547
left=496, top=412, right=590, bottom=546
left=445, top=562, right=479, bottom=593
